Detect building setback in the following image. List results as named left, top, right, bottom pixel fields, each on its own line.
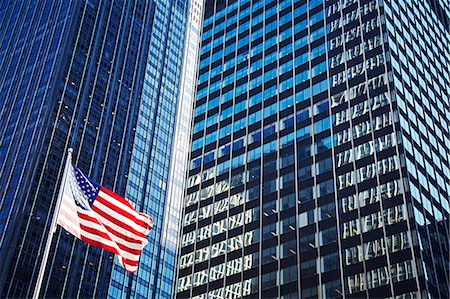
left=176, top=0, right=449, bottom=298
left=0, top=0, right=194, bottom=298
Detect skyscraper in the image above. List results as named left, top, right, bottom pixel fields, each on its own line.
left=0, top=0, right=198, bottom=297
left=107, top=0, right=204, bottom=298
left=176, top=0, right=449, bottom=298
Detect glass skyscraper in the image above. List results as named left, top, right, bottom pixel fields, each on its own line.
left=107, top=0, right=204, bottom=298
left=176, top=0, right=449, bottom=298
left=0, top=0, right=199, bottom=298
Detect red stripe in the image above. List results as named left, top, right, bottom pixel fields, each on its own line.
left=90, top=204, right=147, bottom=239
left=78, top=222, right=142, bottom=256
left=77, top=211, right=144, bottom=245
left=96, top=193, right=151, bottom=230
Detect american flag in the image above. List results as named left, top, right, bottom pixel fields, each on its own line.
left=56, top=164, right=153, bottom=272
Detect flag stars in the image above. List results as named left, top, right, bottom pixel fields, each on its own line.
left=69, top=166, right=101, bottom=210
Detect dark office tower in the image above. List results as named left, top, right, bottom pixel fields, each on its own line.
left=383, top=1, right=450, bottom=298
left=176, top=0, right=450, bottom=298
left=0, top=0, right=193, bottom=298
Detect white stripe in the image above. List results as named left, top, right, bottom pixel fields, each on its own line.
left=92, top=200, right=151, bottom=236
left=57, top=189, right=82, bottom=238
left=58, top=206, right=79, bottom=228
left=59, top=202, right=79, bottom=220
left=57, top=214, right=82, bottom=239
left=98, top=190, right=151, bottom=225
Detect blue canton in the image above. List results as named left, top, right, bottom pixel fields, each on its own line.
left=71, top=165, right=101, bottom=209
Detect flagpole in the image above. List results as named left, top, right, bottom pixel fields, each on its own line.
left=32, top=148, right=72, bottom=299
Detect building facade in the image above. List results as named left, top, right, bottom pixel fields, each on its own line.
left=176, top=0, right=449, bottom=298
left=107, top=0, right=204, bottom=298
left=0, top=0, right=194, bottom=298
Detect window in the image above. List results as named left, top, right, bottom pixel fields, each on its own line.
left=315, top=179, right=334, bottom=198
left=310, top=43, right=325, bottom=59
left=281, top=265, right=298, bottom=284
left=311, top=61, right=327, bottom=77
left=281, top=239, right=297, bottom=258
left=261, top=271, right=277, bottom=290
left=280, top=193, right=296, bottom=210
left=295, top=69, right=309, bottom=84
left=314, top=117, right=330, bottom=134
left=309, top=11, right=323, bottom=26
left=312, top=79, right=328, bottom=96
left=315, top=158, right=332, bottom=175
left=320, top=226, right=337, bottom=245
left=296, top=125, right=310, bottom=140
left=299, top=210, right=315, bottom=228
left=321, top=253, right=339, bottom=272
left=300, top=258, right=316, bottom=277
left=318, top=202, right=335, bottom=220
left=315, top=136, right=332, bottom=153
